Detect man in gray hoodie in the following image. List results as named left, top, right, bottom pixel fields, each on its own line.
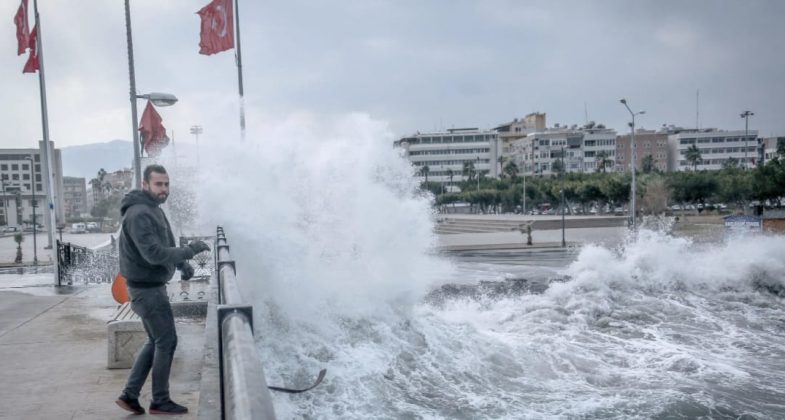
left=115, top=164, right=210, bottom=415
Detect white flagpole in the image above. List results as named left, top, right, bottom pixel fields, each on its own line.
left=31, top=0, right=59, bottom=285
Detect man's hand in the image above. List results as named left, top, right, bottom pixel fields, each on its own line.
left=187, top=240, right=211, bottom=255
left=180, top=262, right=195, bottom=281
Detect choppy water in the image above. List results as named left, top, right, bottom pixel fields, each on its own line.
left=190, top=114, right=785, bottom=419
left=248, top=232, right=784, bottom=419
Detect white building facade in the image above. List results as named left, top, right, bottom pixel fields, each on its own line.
left=0, top=142, right=65, bottom=229
left=667, top=129, right=759, bottom=171
left=395, top=128, right=500, bottom=186
left=511, top=124, right=617, bottom=176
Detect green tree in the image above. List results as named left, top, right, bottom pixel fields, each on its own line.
left=462, top=161, right=476, bottom=182
left=420, top=165, right=430, bottom=184
left=777, top=138, right=785, bottom=158
left=685, top=145, right=702, bottom=171
left=503, top=161, right=519, bottom=179
left=641, top=154, right=656, bottom=174
left=595, top=151, right=612, bottom=173
left=13, top=233, right=23, bottom=263
left=552, top=159, right=565, bottom=175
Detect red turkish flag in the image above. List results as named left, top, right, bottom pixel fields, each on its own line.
left=14, top=0, right=30, bottom=55
left=22, top=24, right=38, bottom=73
left=139, top=101, right=170, bottom=157
left=197, top=0, right=234, bottom=55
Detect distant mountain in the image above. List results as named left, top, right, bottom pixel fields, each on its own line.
left=61, top=139, right=198, bottom=181
left=61, top=140, right=133, bottom=180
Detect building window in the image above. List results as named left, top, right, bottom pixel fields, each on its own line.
left=11, top=164, right=18, bottom=170
left=34, top=155, right=40, bottom=162
left=35, top=165, right=40, bottom=173
left=22, top=164, right=29, bottom=171
left=11, top=174, right=18, bottom=180
left=35, top=174, right=41, bottom=182
left=36, top=184, right=42, bottom=192
left=0, top=164, right=6, bottom=170
left=22, top=174, right=29, bottom=180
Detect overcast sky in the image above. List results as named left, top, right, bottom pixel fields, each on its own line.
left=2, top=0, right=784, bottom=150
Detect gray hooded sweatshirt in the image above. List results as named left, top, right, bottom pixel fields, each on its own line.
left=118, top=190, right=194, bottom=288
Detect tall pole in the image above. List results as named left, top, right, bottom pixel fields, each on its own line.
left=522, top=169, right=527, bottom=215
left=741, top=110, right=754, bottom=170
left=561, top=146, right=566, bottom=248
left=476, top=157, right=480, bottom=192
left=31, top=0, right=56, bottom=278
left=28, top=157, right=37, bottom=265
left=0, top=178, right=6, bottom=227
left=125, top=0, right=142, bottom=189
left=234, top=0, right=246, bottom=141
left=621, top=99, right=643, bottom=231
left=630, top=116, right=637, bottom=230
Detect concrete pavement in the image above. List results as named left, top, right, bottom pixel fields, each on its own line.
left=0, top=279, right=205, bottom=419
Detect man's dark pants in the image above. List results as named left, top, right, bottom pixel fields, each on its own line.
left=122, top=285, right=177, bottom=404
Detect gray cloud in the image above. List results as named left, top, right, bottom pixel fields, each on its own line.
left=2, top=0, right=784, bottom=152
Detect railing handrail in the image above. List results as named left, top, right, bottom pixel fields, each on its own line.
left=215, top=226, right=277, bottom=420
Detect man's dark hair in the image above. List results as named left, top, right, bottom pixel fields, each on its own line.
left=143, top=164, right=167, bottom=183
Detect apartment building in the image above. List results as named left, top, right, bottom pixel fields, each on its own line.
left=0, top=142, right=65, bottom=228
left=667, top=129, right=758, bottom=171
left=63, top=177, right=88, bottom=220
left=509, top=123, right=616, bottom=176
left=616, top=130, right=669, bottom=173
left=395, top=128, right=500, bottom=185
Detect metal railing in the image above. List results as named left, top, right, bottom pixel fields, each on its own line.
left=215, top=226, right=277, bottom=420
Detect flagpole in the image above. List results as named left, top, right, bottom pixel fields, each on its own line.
left=31, top=0, right=59, bottom=285
left=233, top=0, right=246, bottom=141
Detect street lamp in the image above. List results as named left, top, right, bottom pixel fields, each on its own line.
left=560, top=146, right=566, bottom=248
left=740, top=110, right=754, bottom=169
left=0, top=176, right=7, bottom=227
left=125, top=0, right=178, bottom=189
left=476, top=156, right=481, bottom=192
left=620, top=99, right=646, bottom=230
left=24, top=156, right=38, bottom=265
left=190, top=125, right=203, bottom=167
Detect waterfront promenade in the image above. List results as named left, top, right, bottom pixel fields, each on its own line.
left=0, top=277, right=204, bottom=419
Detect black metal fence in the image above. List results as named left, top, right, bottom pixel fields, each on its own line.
left=56, top=240, right=118, bottom=286
left=180, top=235, right=215, bottom=280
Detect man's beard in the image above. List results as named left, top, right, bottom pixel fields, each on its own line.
left=145, top=190, right=168, bottom=204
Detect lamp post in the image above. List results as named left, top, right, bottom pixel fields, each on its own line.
left=522, top=161, right=527, bottom=215
left=0, top=176, right=6, bottom=227
left=25, top=157, right=38, bottom=265
left=740, top=110, right=754, bottom=169
left=125, top=0, right=178, bottom=189
left=190, top=125, right=203, bottom=167
left=620, top=99, right=645, bottom=231
left=476, top=156, right=480, bottom=192
left=560, top=146, right=566, bottom=248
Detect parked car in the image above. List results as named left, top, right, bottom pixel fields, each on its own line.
left=2, top=226, right=19, bottom=233
left=71, top=222, right=87, bottom=234
left=86, top=222, right=99, bottom=232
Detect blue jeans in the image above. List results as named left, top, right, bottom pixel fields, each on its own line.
left=122, top=285, right=177, bottom=404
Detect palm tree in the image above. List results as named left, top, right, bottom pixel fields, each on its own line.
left=446, top=169, right=454, bottom=188
left=685, top=144, right=702, bottom=170
left=420, top=165, right=430, bottom=184
left=595, top=151, right=612, bottom=173
left=497, top=156, right=505, bottom=177
left=14, top=233, right=23, bottom=263
left=642, top=154, right=655, bottom=173
left=503, top=161, right=519, bottom=179
left=462, top=161, right=475, bottom=181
